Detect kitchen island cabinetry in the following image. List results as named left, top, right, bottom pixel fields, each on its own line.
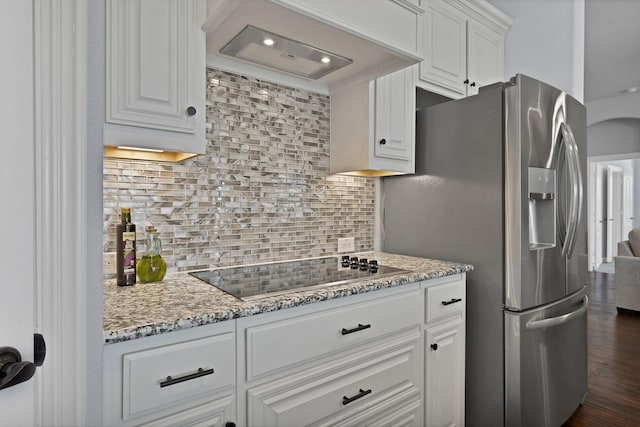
left=104, top=0, right=206, bottom=159
left=330, top=66, right=416, bottom=176
left=418, top=0, right=511, bottom=99
left=423, top=275, right=466, bottom=427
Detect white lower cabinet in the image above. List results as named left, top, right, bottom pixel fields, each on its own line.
left=246, top=329, right=421, bottom=427
left=137, top=397, right=234, bottom=427
left=423, top=276, right=466, bottom=427
left=237, top=285, right=424, bottom=427
left=104, top=275, right=467, bottom=427
left=103, top=322, right=237, bottom=427
left=425, top=317, right=465, bottom=427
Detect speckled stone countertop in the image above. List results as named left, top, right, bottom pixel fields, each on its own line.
left=104, top=252, right=473, bottom=344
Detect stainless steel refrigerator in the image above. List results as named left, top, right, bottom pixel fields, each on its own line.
left=383, top=74, right=588, bottom=427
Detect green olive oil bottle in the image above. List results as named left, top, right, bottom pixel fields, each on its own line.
left=137, top=225, right=167, bottom=283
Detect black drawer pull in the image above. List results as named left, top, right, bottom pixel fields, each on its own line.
left=160, top=367, right=214, bottom=388
left=342, top=388, right=372, bottom=405
left=441, top=298, right=462, bottom=306
left=341, top=323, right=371, bottom=335
left=431, top=343, right=438, bottom=351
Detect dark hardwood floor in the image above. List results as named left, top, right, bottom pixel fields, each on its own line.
left=563, top=271, right=640, bottom=426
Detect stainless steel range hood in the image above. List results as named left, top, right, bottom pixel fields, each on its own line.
left=203, top=0, right=423, bottom=92
left=220, top=25, right=353, bottom=80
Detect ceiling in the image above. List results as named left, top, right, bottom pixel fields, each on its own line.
left=584, top=0, right=640, bottom=103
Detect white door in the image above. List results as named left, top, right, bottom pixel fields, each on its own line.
left=606, top=165, right=624, bottom=261
left=612, top=168, right=624, bottom=254
left=623, top=176, right=634, bottom=237
left=595, top=164, right=604, bottom=266
left=0, top=2, right=37, bottom=425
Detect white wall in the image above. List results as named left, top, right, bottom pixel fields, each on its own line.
left=488, top=0, right=585, bottom=101
left=587, top=92, right=640, bottom=126
left=587, top=118, right=640, bottom=157
left=588, top=118, right=640, bottom=232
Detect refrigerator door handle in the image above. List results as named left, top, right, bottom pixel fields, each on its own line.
left=561, top=123, right=583, bottom=259
left=525, top=295, right=589, bottom=330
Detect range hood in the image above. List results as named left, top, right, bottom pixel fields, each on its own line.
left=203, top=0, right=423, bottom=92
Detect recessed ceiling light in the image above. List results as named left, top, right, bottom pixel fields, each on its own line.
left=321, top=56, right=331, bottom=64
left=621, top=86, right=639, bottom=94
left=262, top=38, right=274, bottom=46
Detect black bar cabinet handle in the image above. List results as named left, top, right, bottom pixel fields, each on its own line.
left=341, top=323, right=371, bottom=335
left=441, top=298, right=462, bottom=306
left=160, top=367, right=214, bottom=388
left=342, top=388, right=372, bottom=405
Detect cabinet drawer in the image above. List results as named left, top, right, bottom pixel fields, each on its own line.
left=122, top=333, right=235, bottom=422
left=247, top=332, right=420, bottom=427
left=246, top=291, right=421, bottom=380
left=426, top=279, right=465, bottom=323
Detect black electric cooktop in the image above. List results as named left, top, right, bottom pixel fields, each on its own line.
left=189, top=256, right=408, bottom=301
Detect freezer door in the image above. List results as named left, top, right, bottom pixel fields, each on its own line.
left=504, top=74, right=588, bottom=310
left=504, top=287, right=588, bottom=427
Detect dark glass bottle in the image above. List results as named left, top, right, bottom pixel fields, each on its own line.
left=116, top=207, right=136, bottom=286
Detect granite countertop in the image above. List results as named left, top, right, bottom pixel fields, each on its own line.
left=103, top=252, right=473, bottom=344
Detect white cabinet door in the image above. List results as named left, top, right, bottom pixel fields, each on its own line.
left=419, top=0, right=467, bottom=96
left=107, top=0, right=199, bottom=133
left=425, top=317, right=465, bottom=427
left=466, top=20, right=504, bottom=96
left=374, top=66, right=414, bottom=163
left=329, top=66, right=415, bottom=175
left=105, top=0, right=206, bottom=157
left=418, top=0, right=509, bottom=99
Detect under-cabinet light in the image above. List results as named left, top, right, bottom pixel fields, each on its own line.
left=104, top=146, right=198, bottom=162
left=117, top=145, right=165, bottom=153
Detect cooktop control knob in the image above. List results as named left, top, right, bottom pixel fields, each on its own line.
left=341, top=255, right=351, bottom=267
left=369, top=259, right=379, bottom=272
left=350, top=257, right=359, bottom=269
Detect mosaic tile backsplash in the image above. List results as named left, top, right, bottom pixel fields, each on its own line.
left=104, top=68, right=375, bottom=274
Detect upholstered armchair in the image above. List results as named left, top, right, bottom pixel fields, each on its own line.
left=615, top=228, right=640, bottom=312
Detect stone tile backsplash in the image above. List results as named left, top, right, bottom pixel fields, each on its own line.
left=103, top=68, right=375, bottom=273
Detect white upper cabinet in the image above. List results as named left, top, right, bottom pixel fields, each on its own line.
left=374, top=68, right=415, bottom=164
left=420, top=0, right=467, bottom=96
left=467, top=18, right=505, bottom=96
left=330, top=66, right=415, bottom=176
left=418, top=0, right=511, bottom=99
left=105, top=0, right=206, bottom=160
